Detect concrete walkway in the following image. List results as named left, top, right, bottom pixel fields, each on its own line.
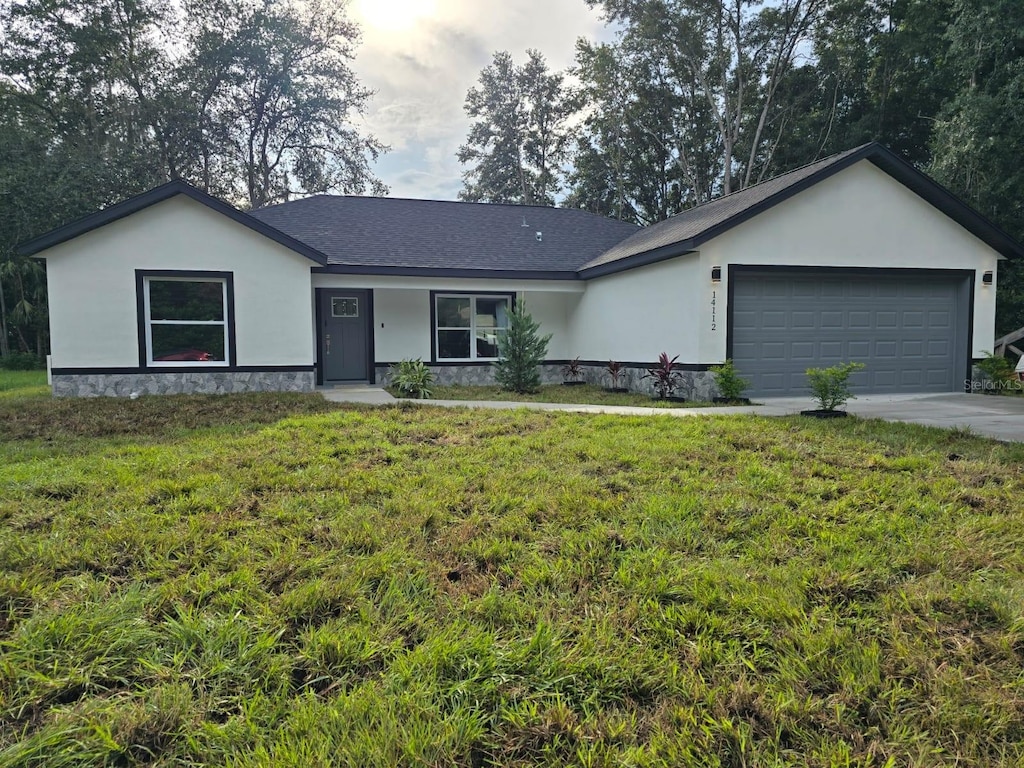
left=319, top=386, right=1024, bottom=442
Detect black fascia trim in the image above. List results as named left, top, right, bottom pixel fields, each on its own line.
left=728, top=265, right=976, bottom=278
left=18, top=180, right=329, bottom=265
left=578, top=244, right=699, bottom=279
left=366, top=290, right=376, bottom=385
left=135, top=269, right=237, bottom=369
left=865, top=150, right=1024, bottom=261
left=51, top=365, right=316, bottom=375
left=314, top=288, right=325, bottom=386
left=965, top=271, right=976, bottom=387
left=428, top=290, right=516, bottom=364
left=579, top=142, right=1024, bottom=280
left=312, top=264, right=579, bottom=280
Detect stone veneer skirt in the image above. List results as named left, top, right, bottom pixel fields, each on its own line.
left=374, top=363, right=718, bottom=401
left=51, top=371, right=317, bottom=398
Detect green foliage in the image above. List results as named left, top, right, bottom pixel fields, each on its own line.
left=2, top=392, right=1024, bottom=764
left=458, top=50, right=573, bottom=205
left=805, top=361, right=866, bottom=411
left=0, top=351, right=43, bottom=370
left=0, top=0, right=386, bottom=359
left=710, top=359, right=749, bottom=401
left=977, top=351, right=1016, bottom=384
left=493, top=302, right=551, bottom=394
left=389, top=359, right=435, bottom=399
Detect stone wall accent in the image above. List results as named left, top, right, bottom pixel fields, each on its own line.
left=376, top=362, right=718, bottom=401
left=52, top=370, right=316, bottom=398
left=375, top=364, right=565, bottom=388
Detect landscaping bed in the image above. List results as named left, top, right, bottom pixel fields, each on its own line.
left=389, top=383, right=746, bottom=409
left=1, top=390, right=1023, bottom=765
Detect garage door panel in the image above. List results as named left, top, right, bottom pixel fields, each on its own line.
left=848, top=340, right=872, bottom=357
left=731, top=270, right=965, bottom=396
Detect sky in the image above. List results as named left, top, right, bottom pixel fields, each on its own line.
left=348, top=0, right=612, bottom=201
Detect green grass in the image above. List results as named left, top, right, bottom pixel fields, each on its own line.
left=0, top=370, right=48, bottom=399
left=2, top=392, right=1024, bottom=766
left=391, top=383, right=741, bottom=408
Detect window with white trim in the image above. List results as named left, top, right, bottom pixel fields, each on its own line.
left=435, top=294, right=511, bottom=361
left=144, top=277, right=230, bottom=365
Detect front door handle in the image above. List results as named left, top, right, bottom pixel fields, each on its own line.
left=325, top=334, right=331, bottom=354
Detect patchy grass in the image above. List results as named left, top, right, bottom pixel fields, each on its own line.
left=0, top=370, right=48, bottom=399
left=1, top=395, right=1024, bottom=766
left=0, top=391, right=345, bottom=443
left=394, top=383, right=739, bottom=408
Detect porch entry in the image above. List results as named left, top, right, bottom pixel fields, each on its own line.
left=319, top=289, right=371, bottom=382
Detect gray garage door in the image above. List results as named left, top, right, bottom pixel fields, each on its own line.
left=730, top=269, right=970, bottom=397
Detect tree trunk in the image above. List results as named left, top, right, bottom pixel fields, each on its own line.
left=0, top=270, right=10, bottom=358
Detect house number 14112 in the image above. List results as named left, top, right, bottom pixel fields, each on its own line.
left=711, top=290, right=717, bottom=331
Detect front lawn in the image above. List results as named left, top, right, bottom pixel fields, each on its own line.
left=391, top=383, right=739, bottom=408
left=0, top=369, right=48, bottom=399
left=1, top=394, right=1023, bottom=766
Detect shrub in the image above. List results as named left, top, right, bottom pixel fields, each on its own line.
left=643, top=352, right=682, bottom=399
left=606, top=360, right=624, bottom=390
left=494, top=302, right=551, bottom=394
left=390, top=359, right=434, bottom=399
left=562, top=357, right=583, bottom=382
left=977, top=351, right=1015, bottom=384
left=1, top=352, right=44, bottom=371
left=805, top=362, right=865, bottom=411
left=710, top=359, right=749, bottom=401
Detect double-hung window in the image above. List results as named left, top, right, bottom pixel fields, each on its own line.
left=140, top=272, right=233, bottom=366
left=434, top=294, right=511, bottom=361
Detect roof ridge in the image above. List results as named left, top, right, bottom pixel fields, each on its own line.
left=253, top=193, right=641, bottom=224
left=674, top=143, right=875, bottom=214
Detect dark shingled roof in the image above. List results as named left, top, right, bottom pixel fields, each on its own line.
left=580, top=142, right=1024, bottom=275
left=20, top=142, right=1024, bottom=271
left=580, top=147, right=868, bottom=274
left=249, top=196, right=640, bottom=275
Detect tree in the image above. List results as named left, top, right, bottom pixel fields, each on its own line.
left=458, top=50, right=573, bottom=205
left=0, top=0, right=387, bottom=359
left=928, top=0, right=1024, bottom=334
left=175, top=0, right=388, bottom=208
left=582, top=0, right=833, bottom=202
left=566, top=40, right=692, bottom=224
left=494, top=302, right=551, bottom=394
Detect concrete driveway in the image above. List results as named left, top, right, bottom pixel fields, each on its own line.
left=758, top=392, right=1024, bottom=442
left=321, top=387, right=1024, bottom=443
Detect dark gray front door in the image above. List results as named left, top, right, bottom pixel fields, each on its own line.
left=321, top=290, right=370, bottom=382
left=731, top=269, right=970, bottom=397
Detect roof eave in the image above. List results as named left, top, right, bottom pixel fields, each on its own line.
left=17, top=181, right=329, bottom=266
left=312, top=264, right=581, bottom=280
left=864, top=150, right=1023, bottom=261
left=577, top=243, right=699, bottom=279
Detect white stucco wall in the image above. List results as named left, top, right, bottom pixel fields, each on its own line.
left=566, top=256, right=702, bottom=362
left=42, top=195, right=315, bottom=369
left=312, top=274, right=579, bottom=362
left=696, top=159, right=1000, bottom=362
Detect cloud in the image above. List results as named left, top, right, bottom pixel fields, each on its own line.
left=350, top=0, right=610, bottom=200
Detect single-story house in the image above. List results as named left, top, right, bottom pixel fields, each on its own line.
left=19, top=142, right=1023, bottom=398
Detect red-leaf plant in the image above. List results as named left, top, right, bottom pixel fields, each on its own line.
left=643, top=352, right=682, bottom=399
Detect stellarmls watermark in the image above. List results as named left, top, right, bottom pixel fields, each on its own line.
left=965, top=379, right=1024, bottom=392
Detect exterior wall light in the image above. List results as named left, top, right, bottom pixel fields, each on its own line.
left=711, top=266, right=722, bottom=283
left=982, top=270, right=994, bottom=286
